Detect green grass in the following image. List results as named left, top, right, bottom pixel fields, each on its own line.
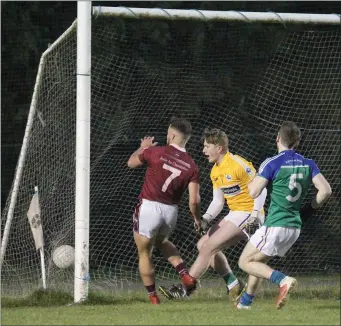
left=3, top=298, right=340, bottom=325
left=2, top=282, right=340, bottom=325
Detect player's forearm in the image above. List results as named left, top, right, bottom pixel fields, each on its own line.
left=129, top=146, right=145, bottom=160
left=253, top=188, right=267, bottom=211
left=190, top=204, right=201, bottom=221
left=127, top=147, right=144, bottom=169
left=248, top=176, right=268, bottom=199
left=203, top=199, right=224, bottom=222
left=312, top=188, right=332, bottom=209
left=202, top=188, right=225, bottom=222
left=248, top=180, right=261, bottom=199
left=127, top=147, right=145, bottom=168
left=310, top=174, right=332, bottom=209
left=189, top=198, right=202, bottom=221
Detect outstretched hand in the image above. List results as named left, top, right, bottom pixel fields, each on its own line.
left=140, top=136, right=158, bottom=148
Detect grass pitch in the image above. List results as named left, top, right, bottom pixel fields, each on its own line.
left=2, top=276, right=340, bottom=325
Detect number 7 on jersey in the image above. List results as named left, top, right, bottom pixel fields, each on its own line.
left=162, top=164, right=182, bottom=192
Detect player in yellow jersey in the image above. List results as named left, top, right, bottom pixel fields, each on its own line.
left=159, top=128, right=267, bottom=300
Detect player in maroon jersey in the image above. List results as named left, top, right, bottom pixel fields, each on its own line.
left=127, top=117, right=201, bottom=304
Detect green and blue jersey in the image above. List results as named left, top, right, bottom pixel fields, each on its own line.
left=258, top=150, right=320, bottom=229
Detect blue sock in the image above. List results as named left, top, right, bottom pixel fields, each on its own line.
left=240, top=292, right=255, bottom=306
left=270, top=270, right=286, bottom=285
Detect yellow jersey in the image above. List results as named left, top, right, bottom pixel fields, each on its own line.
left=210, top=152, right=256, bottom=211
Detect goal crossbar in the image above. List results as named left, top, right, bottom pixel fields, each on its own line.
left=93, top=7, right=341, bottom=25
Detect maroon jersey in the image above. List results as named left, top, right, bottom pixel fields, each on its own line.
left=138, top=144, right=200, bottom=204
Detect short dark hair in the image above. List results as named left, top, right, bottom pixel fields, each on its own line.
left=279, top=121, right=301, bottom=149
left=203, top=128, right=229, bottom=151
left=169, top=117, right=192, bottom=138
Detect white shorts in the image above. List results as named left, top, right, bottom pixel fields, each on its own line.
left=250, top=225, right=300, bottom=257
left=133, top=199, right=178, bottom=239
left=223, top=210, right=264, bottom=238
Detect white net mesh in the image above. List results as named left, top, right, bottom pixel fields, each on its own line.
left=1, top=15, right=340, bottom=296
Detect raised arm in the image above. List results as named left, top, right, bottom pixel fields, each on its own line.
left=127, top=147, right=145, bottom=168
left=127, top=136, right=158, bottom=168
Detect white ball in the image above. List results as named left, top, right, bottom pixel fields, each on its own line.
left=52, top=245, right=75, bottom=269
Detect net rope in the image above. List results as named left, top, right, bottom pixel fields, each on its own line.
left=1, top=17, right=340, bottom=296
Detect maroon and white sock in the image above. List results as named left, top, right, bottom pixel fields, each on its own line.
left=145, top=284, right=157, bottom=296
left=175, top=262, right=188, bottom=278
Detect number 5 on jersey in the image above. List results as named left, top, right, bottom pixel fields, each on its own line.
left=286, top=173, right=303, bottom=202
left=162, top=164, right=182, bottom=192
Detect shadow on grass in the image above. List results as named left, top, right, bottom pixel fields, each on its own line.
left=2, top=289, right=147, bottom=308
left=2, top=281, right=340, bottom=308
left=192, top=284, right=340, bottom=301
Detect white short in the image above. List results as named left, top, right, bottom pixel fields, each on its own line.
left=133, top=199, right=178, bottom=239
left=250, top=225, right=300, bottom=257
left=223, top=210, right=264, bottom=238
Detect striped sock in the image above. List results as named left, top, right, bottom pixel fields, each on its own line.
left=175, top=262, right=188, bottom=277
left=270, top=270, right=286, bottom=285
left=222, top=272, right=239, bottom=290
left=145, top=284, right=156, bottom=296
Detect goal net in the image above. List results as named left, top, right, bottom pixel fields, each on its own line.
left=1, top=10, right=340, bottom=297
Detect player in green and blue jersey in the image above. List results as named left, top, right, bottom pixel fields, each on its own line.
left=237, top=121, right=332, bottom=310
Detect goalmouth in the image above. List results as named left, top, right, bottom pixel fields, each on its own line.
left=1, top=3, right=340, bottom=304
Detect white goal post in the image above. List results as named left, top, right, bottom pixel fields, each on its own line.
left=1, top=3, right=340, bottom=304
left=74, top=1, right=91, bottom=304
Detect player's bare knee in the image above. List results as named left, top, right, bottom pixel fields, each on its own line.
left=196, top=235, right=207, bottom=250
left=199, top=241, right=217, bottom=257
left=196, top=241, right=204, bottom=251
left=238, top=257, right=245, bottom=270
left=238, top=253, right=250, bottom=270
left=136, top=242, right=153, bottom=257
